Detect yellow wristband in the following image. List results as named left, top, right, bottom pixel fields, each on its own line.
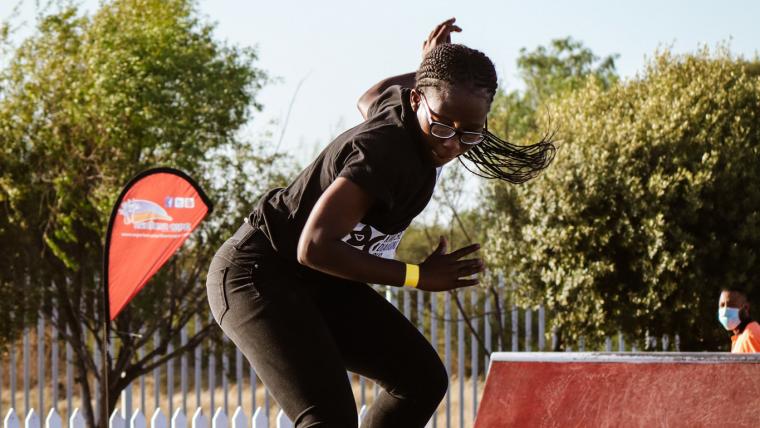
left=404, top=263, right=420, bottom=288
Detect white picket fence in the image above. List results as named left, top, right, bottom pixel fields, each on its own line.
left=1, top=275, right=679, bottom=428
left=2, top=406, right=302, bottom=428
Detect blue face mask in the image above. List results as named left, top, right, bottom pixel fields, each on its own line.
left=718, top=307, right=741, bottom=331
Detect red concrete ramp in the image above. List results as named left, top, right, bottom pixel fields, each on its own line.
left=475, top=352, right=760, bottom=428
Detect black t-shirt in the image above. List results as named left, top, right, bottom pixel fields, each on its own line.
left=249, top=85, right=439, bottom=267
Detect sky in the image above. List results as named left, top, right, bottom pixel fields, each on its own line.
left=3, top=0, right=760, bottom=201
left=196, top=0, right=760, bottom=165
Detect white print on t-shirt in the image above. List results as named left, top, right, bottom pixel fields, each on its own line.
left=341, top=167, right=442, bottom=259
left=342, top=223, right=404, bottom=260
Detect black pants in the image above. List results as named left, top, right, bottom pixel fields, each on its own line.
left=206, top=222, right=448, bottom=428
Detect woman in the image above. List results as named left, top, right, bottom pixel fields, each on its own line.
left=206, top=18, right=554, bottom=427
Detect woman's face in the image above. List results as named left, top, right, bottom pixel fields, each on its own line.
left=411, top=86, right=491, bottom=167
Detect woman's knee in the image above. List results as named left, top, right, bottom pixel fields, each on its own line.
left=425, top=357, right=450, bottom=404
left=391, top=353, right=449, bottom=405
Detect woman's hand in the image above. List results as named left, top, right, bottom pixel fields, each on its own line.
left=422, top=17, right=462, bottom=60
left=417, top=236, right=483, bottom=291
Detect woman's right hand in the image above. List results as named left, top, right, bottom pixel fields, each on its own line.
left=417, top=236, right=483, bottom=291
left=422, top=17, right=462, bottom=60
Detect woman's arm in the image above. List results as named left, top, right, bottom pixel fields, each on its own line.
left=357, top=72, right=416, bottom=120
left=356, top=18, right=462, bottom=120
left=296, top=177, right=482, bottom=291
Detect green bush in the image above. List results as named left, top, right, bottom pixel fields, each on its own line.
left=486, top=47, right=760, bottom=350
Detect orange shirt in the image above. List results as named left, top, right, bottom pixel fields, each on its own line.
left=731, top=321, right=760, bottom=353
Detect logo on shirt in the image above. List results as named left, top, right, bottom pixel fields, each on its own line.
left=343, top=223, right=404, bottom=260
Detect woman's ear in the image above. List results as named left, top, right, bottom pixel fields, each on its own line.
left=410, top=88, right=421, bottom=111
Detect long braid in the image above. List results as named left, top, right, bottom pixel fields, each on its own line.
left=416, top=44, right=556, bottom=183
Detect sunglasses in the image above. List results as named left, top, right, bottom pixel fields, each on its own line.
left=419, top=93, right=486, bottom=145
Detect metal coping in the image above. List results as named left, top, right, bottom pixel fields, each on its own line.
left=489, top=352, right=760, bottom=364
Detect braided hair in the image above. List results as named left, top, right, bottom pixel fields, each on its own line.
left=416, top=44, right=556, bottom=183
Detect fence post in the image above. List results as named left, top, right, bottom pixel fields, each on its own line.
left=249, top=364, right=257, bottom=415
left=251, top=408, right=265, bottom=428
left=109, top=409, right=125, bottom=428
left=498, top=274, right=506, bottom=351
left=139, top=347, right=145, bottom=417
left=181, top=326, right=189, bottom=415
left=11, top=339, right=17, bottom=410
left=66, top=328, right=72, bottom=419
left=618, top=332, right=625, bottom=352
left=222, top=338, right=229, bottom=416
left=190, top=408, right=206, bottom=428
left=168, top=342, right=175, bottom=419
left=457, top=289, right=465, bottom=428
left=171, top=409, right=186, bottom=428
left=359, top=376, right=366, bottom=408
left=264, top=390, right=270, bottom=424
left=122, top=381, right=133, bottom=427
left=235, top=349, right=243, bottom=409
left=38, top=315, right=45, bottom=423
left=69, top=409, right=84, bottom=428
left=605, top=337, right=612, bottom=352
left=275, top=410, right=292, bottom=428
left=129, top=410, right=145, bottom=428
left=46, top=409, right=62, bottom=428
left=538, top=305, right=546, bottom=351
left=551, top=327, right=558, bottom=351
left=403, top=288, right=411, bottom=320
left=24, top=328, right=30, bottom=416
left=471, top=288, right=479, bottom=422
left=51, top=312, right=59, bottom=412
left=151, top=409, right=167, bottom=428
left=511, top=302, right=518, bottom=352
left=194, top=317, right=202, bottom=411
left=231, top=408, right=245, bottom=428
left=416, top=292, right=424, bottom=334
left=209, top=317, right=216, bottom=417
left=524, top=308, right=532, bottom=352
left=25, top=409, right=39, bottom=428
left=6, top=408, right=21, bottom=428
left=93, top=327, right=100, bottom=423
left=154, top=333, right=161, bottom=411
left=211, top=408, right=226, bottom=428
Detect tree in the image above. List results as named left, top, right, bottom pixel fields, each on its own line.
left=479, top=38, right=618, bottom=350
left=489, top=37, right=619, bottom=141
left=486, top=46, right=760, bottom=351
left=0, top=1, right=293, bottom=426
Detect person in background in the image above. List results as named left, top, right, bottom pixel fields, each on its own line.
left=718, top=287, right=760, bottom=353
